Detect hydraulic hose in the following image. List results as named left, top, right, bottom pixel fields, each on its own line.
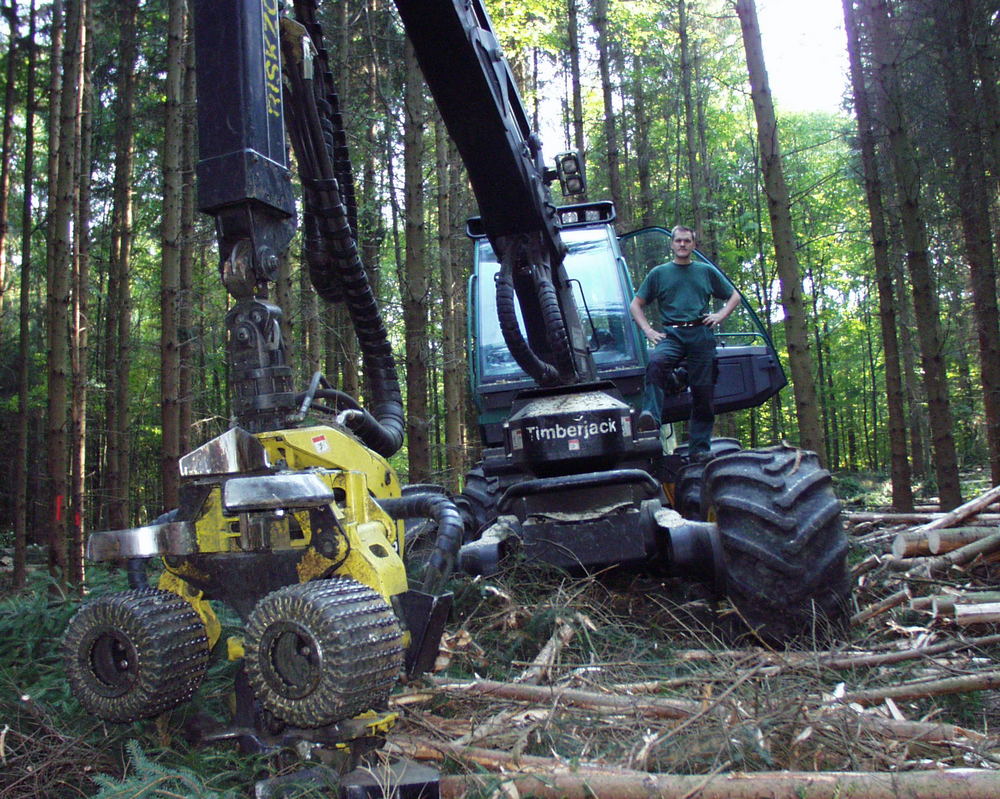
left=496, top=247, right=561, bottom=387
left=280, top=9, right=404, bottom=457
left=377, top=493, right=463, bottom=596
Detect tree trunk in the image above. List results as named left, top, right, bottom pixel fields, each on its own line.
left=566, top=0, right=587, bottom=202
left=938, top=0, right=1000, bottom=486
left=104, top=0, right=139, bottom=530
left=403, top=38, right=430, bottom=483
left=160, top=0, right=186, bottom=511
left=0, top=3, right=18, bottom=331
left=300, top=260, right=321, bottom=380
left=69, top=0, right=92, bottom=587
left=592, top=0, right=625, bottom=227
left=894, top=262, right=927, bottom=478
left=734, top=0, right=826, bottom=462
left=436, top=118, right=463, bottom=490
left=48, top=0, right=79, bottom=587
left=179, top=10, right=197, bottom=455
left=632, top=54, right=654, bottom=227
left=842, top=0, right=912, bottom=510
left=678, top=0, right=704, bottom=241
left=864, top=0, right=961, bottom=509
left=969, top=0, right=1000, bottom=198
left=694, top=55, right=718, bottom=263
left=13, top=0, right=38, bottom=589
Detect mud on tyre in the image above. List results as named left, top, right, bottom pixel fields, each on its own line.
left=703, top=444, right=850, bottom=645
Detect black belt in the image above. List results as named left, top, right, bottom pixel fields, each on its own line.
left=663, top=320, right=703, bottom=328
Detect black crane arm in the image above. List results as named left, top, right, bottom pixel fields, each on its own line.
left=393, top=0, right=595, bottom=386
left=190, top=0, right=594, bottom=442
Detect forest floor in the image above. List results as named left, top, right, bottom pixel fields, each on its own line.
left=2, top=480, right=1000, bottom=798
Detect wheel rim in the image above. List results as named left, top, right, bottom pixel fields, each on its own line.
left=87, top=629, right=139, bottom=695
left=259, top=621, right=323, bottom=700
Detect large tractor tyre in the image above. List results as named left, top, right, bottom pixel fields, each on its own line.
left=244, top=578, right=404, bottom=728
left=454, top=465, right=500, bottom=539
left=62, top=588, right=209, bottom=723
left=673, top=438, right=743, bottom=521
left=703, top=445, right=850, bottom=646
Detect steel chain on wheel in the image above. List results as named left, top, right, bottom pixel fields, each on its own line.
left=62, top=588, right=209, bottom=723
left=703, top=444, right=850, bottom=646
left=244, top=578, right=404, bottom=728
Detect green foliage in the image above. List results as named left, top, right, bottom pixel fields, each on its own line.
left=0, top=568, right=275, bottom=798
left=89, top=740, right=242, bottom=799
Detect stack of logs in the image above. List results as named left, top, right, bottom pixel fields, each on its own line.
left=849, top=483, right=1000, bottom=625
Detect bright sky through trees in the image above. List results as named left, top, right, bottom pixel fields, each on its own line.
left=757, top=0, right=850, bottom=113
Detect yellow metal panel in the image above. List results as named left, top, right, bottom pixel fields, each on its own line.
left=158, top=570, right=222, bottom=650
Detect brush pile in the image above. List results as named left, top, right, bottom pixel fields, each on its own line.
left=381, top=485, right=1000, bottom=797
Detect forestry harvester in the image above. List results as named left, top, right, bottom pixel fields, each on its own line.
left=62, top=0, right=851, bottom=791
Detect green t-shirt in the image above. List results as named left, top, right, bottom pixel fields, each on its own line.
left=636, top=261, right=735, bottom=326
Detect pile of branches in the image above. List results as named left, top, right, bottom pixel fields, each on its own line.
left=378, top=489, right=1000, bottom=798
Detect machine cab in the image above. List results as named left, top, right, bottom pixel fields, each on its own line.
left=468, top=203, right=647, bottom=447
left=467, top=208, right=787, bottom=448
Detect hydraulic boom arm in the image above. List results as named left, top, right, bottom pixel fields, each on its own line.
left=394, top=0, right=595, bottom=385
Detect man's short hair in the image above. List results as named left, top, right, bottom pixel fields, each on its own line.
left=672, top=225, right=696, bottom=240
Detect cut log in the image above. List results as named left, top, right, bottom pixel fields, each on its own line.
left=851, top=553, right=883, bottom=579
left=849, top=713, right=986, bottom=744
left=916, top=530, right=1000, bottom=577
left=911, top=592, right=1000, bottom=612
left=842, top=670, right=1000, bottom=705
left=892, top=532, right=932, bottom=559
left=516, top=621, right=575, bottom=685
left=428, top=677, right=701, bottom=719
left=928, top=527, right=1000, bottom=554
left=907, top=483, right=1000, bottom=535
left=438, top=769, right=1000, bottom=799
left=846, top=511, right=1000, bottom=524
left=938, top=601, right=1000, bottom=626
left=818, top=633, right=1000, bottom=669
left=850, top=587, right=910, bottom=625
left=387, top=733, right=646, bottom=776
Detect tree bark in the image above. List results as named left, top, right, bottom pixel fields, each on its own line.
left=0, top=2, right=18, bottom=331
left=427, top=677, right=701, bottom=719
left=160, top=0, right=187, bottom=510
left=592, top=0, right=625, bottom=227
left=842, top=0, right=912, bottom=509
left=969, top=0, right=1000, bottom=198
left=844, top=670, right=1000, bottom=705
left=436, top=768, right=1000, bottom=799
left=104, top=0, right=139, bottom=530
left=631, top=53, right=654, bottom=227
left=864, top=0, right=961, bottom=509
left=678, top=0, right=704, bottom=241
left=13, top=0, right=38, bottom=589
left=937, top=0, right=1000, bottom=486
left=566, top=0, right=587, bottom=202
left=436, top=119, right=463, bottom=490
left=403, top=38, right=430, bottom=483
left=47, top=0, right=79, bottom=587
left=69, top=0, right=92, bottom=587
left=179, top=11, right=196, bottom=456
left=734, top=0, right=826, bottom=462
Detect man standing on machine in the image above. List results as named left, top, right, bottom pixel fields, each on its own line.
left=629, top=225, right=740, bottom=461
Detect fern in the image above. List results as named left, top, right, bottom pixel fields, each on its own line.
left=90, top=740, right=243, bottom=799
